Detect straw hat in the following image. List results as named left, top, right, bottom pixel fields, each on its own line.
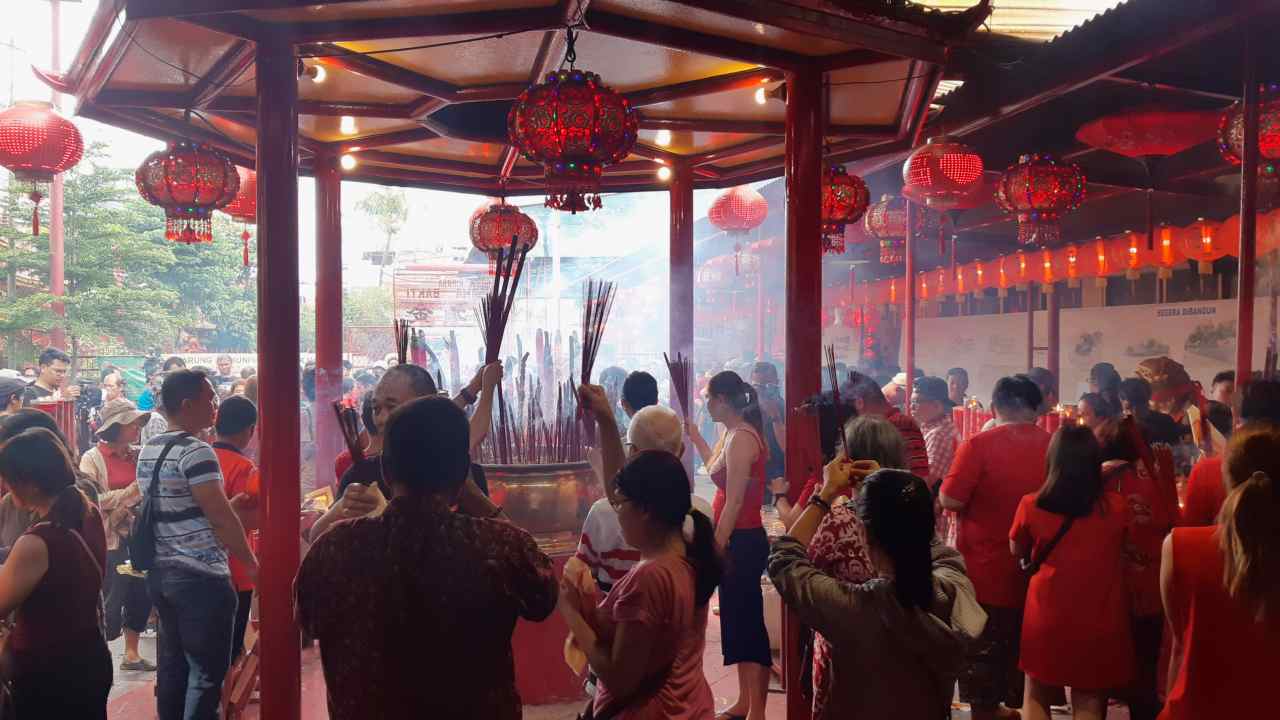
left=98, top=399, right=151, bottom=433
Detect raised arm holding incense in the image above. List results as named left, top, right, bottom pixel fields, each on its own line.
left=469, top=362, right=503, bottom=452
left=579, top=384, right=625, bottom=505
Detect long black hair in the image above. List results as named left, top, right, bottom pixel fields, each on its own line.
left=855, top=469, right=935, bottom=611
left=708, top=370, right=767, bottom=454
left=1036, top=425, right=1106, bottom=517
left=615, top=450, right=723, bottom=605
left=0, top=428, right=90, bottom=530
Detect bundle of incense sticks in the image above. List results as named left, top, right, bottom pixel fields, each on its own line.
left=393, top=319, right=411, bottom=365
left=663, top=351, right=692, bottom=418
left=331, top=401, right=364, bottom=463
left=478, top=236, right=532, bottom=365
left=579, top=279, right=617, bottom=386
left=825, top=345, right=839, bottom=403
left=476, top=378, right=591, bottom=465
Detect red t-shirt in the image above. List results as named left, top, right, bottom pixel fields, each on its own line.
left=1182, top=456, right=1225, bottom=527
left=1011, top=492, right=1133, bottom=690
left=1161, top=526, right=1280, bottom=720
left=885, top=408, right=931, bottom=480
left=940, top=422, right=1051, bottom=608
left=213, top=443, right=259, bottom=592
left=98, top=443, right=137, bottom=491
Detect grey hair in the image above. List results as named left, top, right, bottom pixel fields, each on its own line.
left=841, top=415, right=907, bottom=470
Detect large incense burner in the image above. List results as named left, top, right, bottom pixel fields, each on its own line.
left=484, top=462, right=601, bottom=555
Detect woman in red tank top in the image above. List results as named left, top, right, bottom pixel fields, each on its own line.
left=1160, top=424, right=1280, bottom=720
left=0, top=427, right=112, bottom=719
left=687, top=370, right=771, bottom=720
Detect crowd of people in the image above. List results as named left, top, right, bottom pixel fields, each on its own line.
left=0, top=343, right=1275, bottom=720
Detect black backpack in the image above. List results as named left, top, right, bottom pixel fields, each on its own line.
left=129, top=433, right=189, bottom=573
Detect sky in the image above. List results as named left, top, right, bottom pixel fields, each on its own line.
left=5, top=1, right=727, bottom=296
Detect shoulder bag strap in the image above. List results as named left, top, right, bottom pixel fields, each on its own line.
left=1021, top=515, right=1076, bottom=575
left=26, top=521, right=103, bottom=581
left=148, top=433, right=191, bottom=499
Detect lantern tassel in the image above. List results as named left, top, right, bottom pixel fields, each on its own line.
left=28, top=190, right=43, bottom=237
left=242, top=228, right=251, bottom=267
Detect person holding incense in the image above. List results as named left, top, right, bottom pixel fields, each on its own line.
left=686, top=370, right=771, bottom=720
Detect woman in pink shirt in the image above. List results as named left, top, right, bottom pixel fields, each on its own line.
left=559, top=450, right=723, bottom=719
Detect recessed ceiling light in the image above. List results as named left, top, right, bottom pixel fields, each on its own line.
left=654, top=129, right=672, bottom=147
left=340, top=154, right=357, bottom=170
left=754, top=87, right=767, bottom=105
left=657, top=166, right=672, bottom=181
left=339, top=115, right=357, bottom=135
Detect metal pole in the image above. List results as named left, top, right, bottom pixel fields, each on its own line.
left=314, top=152, right=343, bottom=490
left=255, top=35, right=301, bottom=720
left=48, top=0, right=65, bottom=350
left=669, top=160, right=694, bottom=478
left=1235, top=29, right=1259, bottom=389
left=1047, top=283, right=1061, bottom=386
left=782, top=67, right=823, bottom=720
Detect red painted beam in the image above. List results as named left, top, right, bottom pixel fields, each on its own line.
left=180, top=13, right=266, bottom=41
left=895, top=62, right=942, bottom=141
left=75, top=19, right=136, bottom=115
left=689, top=136, right=781, bottom=166
left=358, top=149, right=497, bottom=176
left=665, top=0, right=947, bottom=64
left=205, top=109, right=324, bottom=156
left=585, top=9, right=806, bottom=71
left=191, top=39, right=256, bottom=108
left=288, top=7, right=562, bottom=44
left=625, top=68, right=784, bottom=108
left=640, top=116, right=891, bottom=137
left=64, top=0, right=124, bottom=94
left=253, top=35, right=301, bottom=720
left=309, top=45, right=458, bottom=100
left=96, top=88, right=417, bottom=119
left=332, top=127, right=437, bottom=154
left=451, top=82, right=530, bottom=103
left=127, top=0, right=367, bottom=19
left=407, top=96, right=448, bottom=118
left=817, top=48, right=892, bottom=72
left=80, top=105, right=256, bottom=168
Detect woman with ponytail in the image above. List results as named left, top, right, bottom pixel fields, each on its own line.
left=560, top=450, right=722, bottom=719
left=0, top=427, right=112, bottom=718
left=1160, top=424, right=1280, bottom=720
left=768, top=460, right=981, bottom=719
left=1011, top=425, right=1132, bottom=720
left=686, top=370, right=771, bottom=720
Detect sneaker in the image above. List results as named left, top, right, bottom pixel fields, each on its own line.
left=120, top=658, right=157, bottom=672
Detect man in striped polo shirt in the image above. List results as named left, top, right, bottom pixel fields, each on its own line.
left=137, top=370, right=258, bottom=720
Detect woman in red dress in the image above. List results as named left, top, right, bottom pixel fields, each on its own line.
left=1010, top=425, right=1133, bottom=720
left=1159, top=423, right=1280, bottom=720
left=1095, top=418, right=1179, bottom=720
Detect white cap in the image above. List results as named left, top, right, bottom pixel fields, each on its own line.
left=627, top=405, right=683, bottom=456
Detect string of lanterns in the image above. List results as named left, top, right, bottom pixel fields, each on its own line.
left=219, top=166, right=257, bottom=266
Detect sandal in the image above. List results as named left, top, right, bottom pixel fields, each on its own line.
left=120, top=658, right=157, bottom=672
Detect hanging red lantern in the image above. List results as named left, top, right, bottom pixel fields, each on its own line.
left=1218, top=83, right=1280, bottom=181
left=507, top=31, right=638, bottom=214
left=821, top=165, right=869, bottom=254
left=469, top=199, right=538, bottom=274
left=1183, top=217, right=1227, bottom=275
left=0, top=101, right=84, bottom=237
left=863, top=194, right=948, bottom=265
left=994, top=153, right=1086, bottom=246
left=708, top=185, right=768, bottom=234
left=902, top=135, right=985, bottom=210
left=1076, top=108, right=1219, bottom=159
left=135, top=141, right=240, bottom=244
left=219, top=166, right=257, bottom=266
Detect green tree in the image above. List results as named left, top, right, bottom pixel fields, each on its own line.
left=356, top=188, right=407, bottom=287
left=154, top=214, right=259, bottom=352
left=343, top=285, right=393, bottom=326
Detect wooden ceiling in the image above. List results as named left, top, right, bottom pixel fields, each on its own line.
left=52, top=0, right=989, bottom=195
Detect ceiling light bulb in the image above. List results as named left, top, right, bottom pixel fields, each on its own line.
left=312, top=64, right=326, bottom=83
left=754, top=87, right=767, bottom=105
left=339, top=115, right=357, bottom=135
left=657, top=166, right=672, bottom=181
left=654, top=129, right=672, bottom=147
left=340, top=154, right=357, bottom=170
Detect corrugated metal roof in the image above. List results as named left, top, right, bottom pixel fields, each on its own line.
left=918, top=1, right=1127, bottom=40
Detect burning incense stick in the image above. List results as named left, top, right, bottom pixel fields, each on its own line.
left=579, top=279, right=617, bottom=385
left=478, top=236, right=532, bottom=364
left=825, top=345, right=839, bottom=403
left=393, top=319, right=411, bottom=365
left=663, top=351, right=692, bottom=418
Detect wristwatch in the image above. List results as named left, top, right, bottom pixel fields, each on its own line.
left=807, top=495, right=832, bottom=513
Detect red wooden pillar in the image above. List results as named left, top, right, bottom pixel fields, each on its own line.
left=314, top=152, right=343, bottom=489
left=1047, top=283, right=1060, bottom=386
left=904, top=201, right=916, bottom=412
left=255, top=35, right=301, bottom=720
left=49, top=0, right=66, bottom=350
left=1236, top=30, right=1259, bottom=388
left=670, top=160, right=694, bottom=477
left=783, top=67, right=823, bottom=720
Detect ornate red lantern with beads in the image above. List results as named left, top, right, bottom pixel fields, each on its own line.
left=470, top=199, right=538, bottom=274
left=219, top=166, right=256, bottom=266
left=1218, top=83, right=1280, bottom=182
left=902, top=136, right=984, bottom=210
left=821, top=165, right=869, bottom=254
left=863, top=194, right=949, bottom=265
left=508, top=30, right=638, bottom=214
left=708, top=186, right=768, bottom=234
left=0, top=101, right=84, bottom=236
left=136, top=142, right=240, bottom=244
left=995, top=153, right=1086, bottom=246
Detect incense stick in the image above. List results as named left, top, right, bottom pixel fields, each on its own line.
left=825, top=345, right=839, bottom=403
left=579, top=279, right=617, bottom=385
left=663, top=351, right=692, bottom=418
left=478, top=236, right=532, bottom=364
left=332, top=401, right=364, bottom=463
